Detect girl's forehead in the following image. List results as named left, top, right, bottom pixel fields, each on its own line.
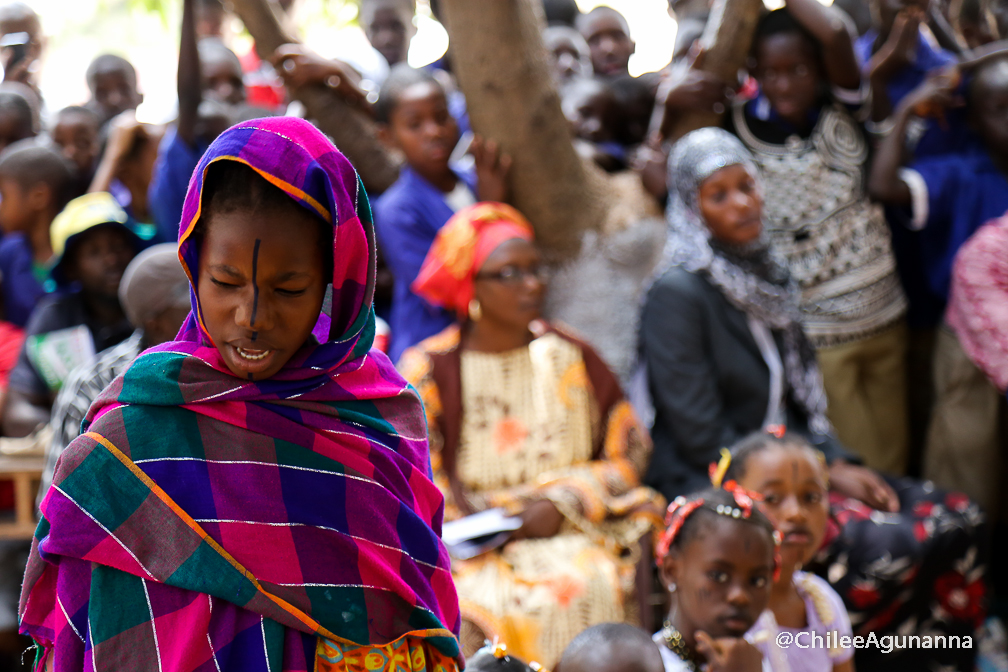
left=687, top=513, right=774, bottom=558
left=745, top=444, right=826, bottom=482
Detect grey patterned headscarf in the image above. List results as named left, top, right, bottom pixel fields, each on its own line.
left=655, top=127, right=831, bottom=436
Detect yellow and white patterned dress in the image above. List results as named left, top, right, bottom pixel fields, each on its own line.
left=399, top=325, right=665, bottom=667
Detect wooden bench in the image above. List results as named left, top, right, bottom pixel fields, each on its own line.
left=0, top=455, right=44, bottom=540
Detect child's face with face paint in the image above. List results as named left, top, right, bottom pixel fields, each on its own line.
left=661, top=515, right=774, bottom=640
left=197, top=204, right=329, bottom=381
left=736, top=444, right=830, bottom=569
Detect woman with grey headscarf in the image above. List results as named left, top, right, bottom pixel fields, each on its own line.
left=641, top=130, right=987, bottom=672
left=640, top=127, right=885, bottom=502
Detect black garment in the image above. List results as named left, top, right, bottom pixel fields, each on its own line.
left=640, top=266, right=853, bottom=500
left=7, top=291, right=133, bottom=400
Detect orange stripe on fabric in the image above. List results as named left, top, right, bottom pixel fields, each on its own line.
left=82, top=431, right=336, bottom=639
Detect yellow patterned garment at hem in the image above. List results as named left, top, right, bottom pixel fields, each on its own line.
left=316, top=636, right=459, bottom=671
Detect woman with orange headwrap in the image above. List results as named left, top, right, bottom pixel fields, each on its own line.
left=398, top=203, right=665, bottom=667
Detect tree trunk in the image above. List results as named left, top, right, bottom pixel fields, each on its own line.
left=229, top=0, right=402, bottom=193
left=438, top=0, right=612, bottom=259
left=439, top=0, right=664, bottom=382
left=668, top=0, right=766, bottom=140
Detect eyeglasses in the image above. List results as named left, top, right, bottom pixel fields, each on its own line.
left=476, top=265, right=551, bottom=285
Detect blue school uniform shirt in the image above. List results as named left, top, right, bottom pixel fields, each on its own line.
left=0, top=233, right=54, bottom=328
left=899, top=149, right=1008, bottom=312
left=373, top=165, right=477, bottom=363
left=855, top=29, right=978, bottom=326
left=854, top=29, right=973, bottom=159
left=148, top=125, right=210, bottom=243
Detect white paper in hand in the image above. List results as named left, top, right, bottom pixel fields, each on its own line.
left=441, top=508, right=523, bottom=560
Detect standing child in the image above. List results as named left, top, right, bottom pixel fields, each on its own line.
left=0, top=143, right=73, bottom=328
left=374, top=64, right=509, bottom=362
left=19, top=117, right=462, bottom=671
left=0, top=89, right=35, bottom=153
left=84, top=54, right=144, bottom=130
left=1, top=192, right=139, bottom=438
left=655, top=487, right=779, bottom=672
left=575, top=6, right=635, bottom=78
left=727, top=0, right=910, bottom=474
left=50, top=106, right=101, bottom=198
left=868, top=54, right=1008, bottom=518
left=717, top=435, right=854, bottom=672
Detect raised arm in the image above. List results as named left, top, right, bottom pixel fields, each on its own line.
left=177, top=0, right=201, bottom=146
left=785, top=0, right=861, bottom=90
left=868, top=68, right=961, bottom=205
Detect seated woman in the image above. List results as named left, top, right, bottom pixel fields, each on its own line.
left=19, top=117, right=462, bottom=671
left=398, top=202, right=665, bottom=667
left=641, top=128, right=986, bottom=672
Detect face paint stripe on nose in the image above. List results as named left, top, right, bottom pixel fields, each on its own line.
left=250, top=238, right=261, bottom=331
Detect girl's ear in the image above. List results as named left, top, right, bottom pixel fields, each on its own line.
left=659, top=550, right=681, bottom=592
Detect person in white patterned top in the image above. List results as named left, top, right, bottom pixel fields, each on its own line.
left=724, top=0, right=910, bottom=475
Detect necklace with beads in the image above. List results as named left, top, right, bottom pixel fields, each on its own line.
left=662, top=620, right=699, bottom=671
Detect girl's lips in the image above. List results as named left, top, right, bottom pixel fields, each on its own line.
left=783, top=531, right=811, bottom=545
left=227, top=344, right=278, bottom=376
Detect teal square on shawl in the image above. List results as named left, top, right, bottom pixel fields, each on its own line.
left=331, top=399, right=396, bottom=436
left=303, top=586, right=369, bottom=644
left=274, top=438, right=346, bottom=473
left=59, top=444, right=150, bottom=532
left=88, top=565, right=155, bottom=644
left=264, top=618, right=285, bottom=670
left=121, top=404, right=206, bottom=461
left=33, top=516, right=50, bottom=541
left=165, top=540, right=260, bottom=606
left=120, top=352, right=187, bottom=406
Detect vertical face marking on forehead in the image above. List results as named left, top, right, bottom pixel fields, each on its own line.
left=250, top=238, right=261, bottom=329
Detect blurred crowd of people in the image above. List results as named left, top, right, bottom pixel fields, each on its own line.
left=0, top=0, right=1005, bottom=669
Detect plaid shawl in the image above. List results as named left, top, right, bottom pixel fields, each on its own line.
left=20, top=118, right=461, bottom=671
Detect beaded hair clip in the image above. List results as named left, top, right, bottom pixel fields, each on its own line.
left=657, top=480, right=783, bottom=581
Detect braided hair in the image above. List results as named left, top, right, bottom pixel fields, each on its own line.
left=656, top=486, right=781, bottom=579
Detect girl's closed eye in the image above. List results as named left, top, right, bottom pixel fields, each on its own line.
left=211, top=277, right=240, bottom=289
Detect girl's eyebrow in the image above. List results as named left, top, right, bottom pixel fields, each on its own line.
left=274, top=270, right=312, bottom=282
left=209, top=264, right=243, bottom=277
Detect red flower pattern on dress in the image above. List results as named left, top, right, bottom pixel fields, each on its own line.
left=493, top=417, right=529, bottom=455
left=945, top=492, right=970, bottom=513
left=934, top=571, right=986, bottom=627
left=913, top=500, right=935, bottom=518
left=849, top=583, right=881, bottom=610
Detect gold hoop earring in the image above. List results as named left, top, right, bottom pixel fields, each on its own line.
left=468, top=299, right=482, bottom=322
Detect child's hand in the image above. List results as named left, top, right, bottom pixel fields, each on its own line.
left=888, top=7, right=925, bottom=65
left=472, top=135, right=512, bottom=203
left=630, top=132, right=669, bottom=200
left=513, top=500, right=564, bottom=540
left=695, top=631, right=763, bottom=672
left=105, top=111, right=146, bottom=163
left=900, top=66, right=963, bottom=123
left=271, top=45, right=370, bottom=110
left=828, top=461, right=900, bottom=512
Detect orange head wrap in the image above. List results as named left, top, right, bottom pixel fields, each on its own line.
left=412, top=202, right=535, bottom=317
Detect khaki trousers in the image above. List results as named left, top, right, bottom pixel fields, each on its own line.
left=923, top=326, right=1002, bottom=516
left=816, top=322, right=909, bottom=474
